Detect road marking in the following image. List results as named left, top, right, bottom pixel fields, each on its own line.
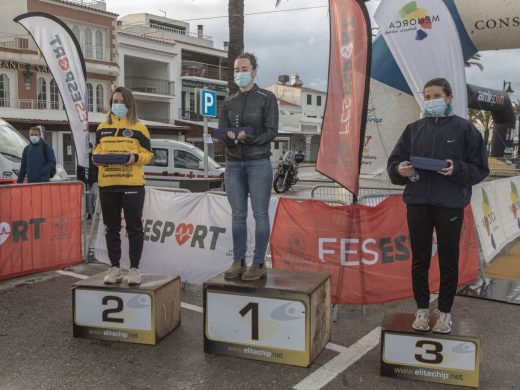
left=181, top=302, right=203, bottom=313
left=293, top=327, right=381, bottom=390
left=430, top=293, right=439, bottom=303
left=56, top=270, right=89, bottom=280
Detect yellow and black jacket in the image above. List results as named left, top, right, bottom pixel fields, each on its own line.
left=93, top=115, right=153, bottom=188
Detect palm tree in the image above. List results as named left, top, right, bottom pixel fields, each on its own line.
left=469, top=108, right=493, bottom=146
left=227, top=1, right=283, bottom=94
left=464, top=53, right=483, bottom=71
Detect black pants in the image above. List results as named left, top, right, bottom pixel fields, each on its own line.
left=99, top=187, right=145, bottom=269
left=407, top=204, right=464, bottom=313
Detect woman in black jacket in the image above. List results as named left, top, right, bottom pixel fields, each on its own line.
left=387, top=78, right=489, bottom=333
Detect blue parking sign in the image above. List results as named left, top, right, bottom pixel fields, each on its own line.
left=200, top=89, right=217, bottom=118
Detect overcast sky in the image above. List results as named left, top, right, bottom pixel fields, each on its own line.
left=105, top=0, right=520, bottom=101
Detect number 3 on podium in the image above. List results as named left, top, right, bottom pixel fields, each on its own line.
left=415, top=340, right=443, bottom=364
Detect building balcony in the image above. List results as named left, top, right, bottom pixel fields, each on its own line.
left=178, top=109, right=218, bottom=123
left=125, top=76, right=175, bottom=96
left=181, top=61, right=228, bottom=82
left=0, top=36, right=38, bottom=52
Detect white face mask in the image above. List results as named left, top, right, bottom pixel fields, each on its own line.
left=30, top=135, right=40, bottom=144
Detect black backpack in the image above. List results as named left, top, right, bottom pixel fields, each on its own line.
left=23, top=142, right=56, bottom=178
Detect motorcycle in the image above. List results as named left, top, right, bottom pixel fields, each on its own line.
left=273, top=150, right=304, bottom=193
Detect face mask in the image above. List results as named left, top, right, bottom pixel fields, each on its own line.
left=30, top=135, right=40, bottom=144
left=112, top=103, right=128, bottom=118
left=234, top=71, right=253, bottom=88
left=423, top=98, right=448, bottom=117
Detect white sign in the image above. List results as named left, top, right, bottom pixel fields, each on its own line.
left=375, top=0, right=468, bottom=118
left=74, top=289, right=152, bottom=330
left=383, top=333, right=477, bottom=371
left=206, top=291, right=306, bottom=351
left=470, top=182, right=507, bottom=262
left=95, top=189, right=279, bottom=284
left=492, top=176, right=520, bottom=242
left=203, top=134, right=213, bottom=144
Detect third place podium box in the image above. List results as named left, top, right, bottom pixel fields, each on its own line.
left=73, top=272, right=181, bottom=345
left=204, top=269, right=331, bottom=367
left=380, top=313, right=481, bottom=388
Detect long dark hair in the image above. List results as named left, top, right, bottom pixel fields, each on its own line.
left=107, top=86, right=138, bottom=125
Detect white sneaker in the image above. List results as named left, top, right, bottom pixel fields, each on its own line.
left=104, top=266, right=122, bottom=284
left=412, top=308, right=430, bottom=331
left=433, top=310, right=452, bottom=333
left=127, top=268, right=141, bottom=285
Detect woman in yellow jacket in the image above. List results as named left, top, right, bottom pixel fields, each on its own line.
left=93, top=86, right=153, bottom=285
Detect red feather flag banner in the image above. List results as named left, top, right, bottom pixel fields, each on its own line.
left=317, top=0, right=371, bottom=196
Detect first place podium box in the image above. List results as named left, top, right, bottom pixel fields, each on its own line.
left=203, top=269, right=331, bottom=367
left=380, top=313, right=481, bottom=388
left=73, top=272, right=181, bottom=345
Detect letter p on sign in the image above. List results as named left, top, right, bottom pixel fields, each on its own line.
left=201, top=89, right=217, bottom=118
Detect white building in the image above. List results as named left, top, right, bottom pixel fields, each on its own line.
left=265, top=74, right=325, bottom=162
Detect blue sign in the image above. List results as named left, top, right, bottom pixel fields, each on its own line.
left=200, top=89, right=217, bottom=118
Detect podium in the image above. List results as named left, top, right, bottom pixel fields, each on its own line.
left=73, top=272, right=181, bottom=345
left=380, top=313, right=480, bottom=388
left=203, top=269, right=331, bottom=367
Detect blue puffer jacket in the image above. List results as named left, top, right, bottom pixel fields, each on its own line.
left=17, top=140, right=56, bottom=183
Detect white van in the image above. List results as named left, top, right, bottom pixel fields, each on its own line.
left=0, top=118, right=68, bottom=182
left=145, top=139, right=225, bottom=190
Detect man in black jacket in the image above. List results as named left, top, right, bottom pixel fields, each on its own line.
left=387, top=78, right=489, bottom=334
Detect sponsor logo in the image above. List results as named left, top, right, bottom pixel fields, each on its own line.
left=384, top=1, right=440, bottom=41
left=475, top=16, right=520, bottom=31
left=270, top=302, right=305, bottom=321
left=122, top=129, right=134, bottom=137
left=510, top=181, right=520, bottom=229
left=338, top=15, right=355, bottom=135
left=0, top=218, right=46, bottom=246
left=477, top=90, right=505, bottom=105
left=143, top=219, right=226, bottom=250
left=49, top=34, right=88, bottom=133
left=481, top=188, right=497, bottom=249
left=52, top=213, right=71, bottom=240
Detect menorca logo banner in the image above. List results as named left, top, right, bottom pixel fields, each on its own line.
left=15, top=12, right=89, bottom=167
left=317, top=0, right=371, bottom=196
left=374, top=0, right=468, bottom=118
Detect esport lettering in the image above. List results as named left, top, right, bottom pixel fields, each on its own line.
left=0, top=218, right=46, bottom=245
left=143, top=219, right=226, bottom=250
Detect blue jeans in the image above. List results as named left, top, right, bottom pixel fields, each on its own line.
left=225, top=159, right=273, bottom=264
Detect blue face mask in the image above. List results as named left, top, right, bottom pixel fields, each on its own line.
left=423, top=98, right=452, bottom=117
left=30, top=135, right=40, bottom=144
left=112, top=103, right=128, bottom=118
left=234, top=71, right=253, bottom=88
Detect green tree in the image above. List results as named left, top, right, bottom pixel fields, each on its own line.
left=469, top=108, right=493, bottom=146
left=227, top=1, right=283, bottom=94
left=464, top=53, right=483, bottom=71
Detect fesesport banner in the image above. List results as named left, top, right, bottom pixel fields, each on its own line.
left=15, top=12, right=89, bottom=167
left=317, top=0, right=371, bottom=195
left=0, top=182, right=83, bottom=280
left=270, top=196, right=479, bottom=304
left=471, top=180, right=511, bottom=263
left=374, top=0, right=468, bottom=118
left=95, top=189, right=279, bottom=285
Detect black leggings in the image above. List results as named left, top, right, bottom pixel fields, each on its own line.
left=407, top=204, right=464, bottom=313
left=99, top=187, right=145, bottom=268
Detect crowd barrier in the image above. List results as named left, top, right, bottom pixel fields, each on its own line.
left=0, top=181, right=84, bottom=281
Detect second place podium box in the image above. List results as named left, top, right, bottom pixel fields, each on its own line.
left=203, top=269, right=331, bottom=367
left=73, top=272, right=181, bottom=345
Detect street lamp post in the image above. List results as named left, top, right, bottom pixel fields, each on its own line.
left=503, top=80, right=514, bottom=96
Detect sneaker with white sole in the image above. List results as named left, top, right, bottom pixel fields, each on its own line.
left=104, top=266, right=122, bottom=284
left=433, top=310, right=452, bottom=333
left=127, top=268, right=141, bottom=285
left=412, top=308, right=430, bottom=331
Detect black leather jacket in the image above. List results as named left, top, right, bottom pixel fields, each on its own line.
left=218, top=84, right=278, bottom=161
left=387, top=115, right=489, bottom=208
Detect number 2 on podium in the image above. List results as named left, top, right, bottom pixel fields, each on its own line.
left=102, top=296, right=124, bottom=324
left=239, top=302, right=259, bottom=340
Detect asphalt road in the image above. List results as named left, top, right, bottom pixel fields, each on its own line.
left=0, top=262, right=518, bottom=390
